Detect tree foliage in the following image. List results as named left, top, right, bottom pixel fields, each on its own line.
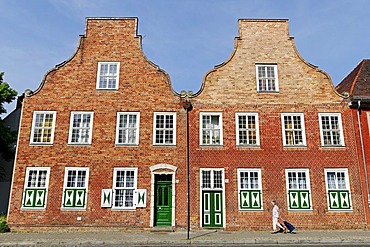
left=0, top=72, right=18, bottom=162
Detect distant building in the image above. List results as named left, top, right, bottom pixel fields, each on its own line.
left=7, top=18, right=369, bottom=231
left=336, top=59, right=370, bottom=226
left=0, top=96, right=22, bottom=214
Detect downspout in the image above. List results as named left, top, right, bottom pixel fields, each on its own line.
left=357, top=101, right=370, bottom=208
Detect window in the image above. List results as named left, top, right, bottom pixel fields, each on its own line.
left=201, top=169, right=224, bottom=189
left=30, top=111, right=56, bottom=144
left=153, top=112, right=176, bottom=145
left=22, top=167, right=50, bottom=209
left=281, top=113, right=306, bottom=146
left=236, top=113, right=260, bottom=146
left=116, top=112, right=140, bottom=145
left=237, top=169, right=262, bottom=210
left=285, top=169, right=312, bottom=210
left=68, top=112, right=94, bottom=145
left=325, top=168, right=352, bottom=211
left=319, top=113, right=344, bottom=147
left=200, top=112, right=223, bottom=145
left=96, top=62, right=120, bottom=89
left=62, top=167, right=89, bottom=209
left=112, top=168, right=138, bottom=209
left=256, top=64, right=278, bottom=92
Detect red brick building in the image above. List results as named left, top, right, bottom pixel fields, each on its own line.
left=8, top=18, right=189, bottom=230
left=336, top=59, right=370, bottom=226
left=7, top=18, right=369, bottom=231
left=187, top=19, right=367, bottom=230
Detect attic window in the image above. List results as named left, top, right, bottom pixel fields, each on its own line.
left=256, top=64, right=279, bottom=92
left=97, top=62, right=120, bottom=90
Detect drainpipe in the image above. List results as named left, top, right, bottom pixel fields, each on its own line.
left=357, top=101, right=370, bottom=209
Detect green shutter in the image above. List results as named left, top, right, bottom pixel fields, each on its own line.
left=288, top=190, right=311, bottom=210
left=328, top=190, right=351, bottom=210
left=63, top=189, right=86, bottom=208
left=23, top=188, right=47, bottom=208
left=239, top=190, right=262, bottom=210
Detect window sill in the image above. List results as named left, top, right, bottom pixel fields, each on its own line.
left=29, top=143, right=54, bottom=146
left=236, top=145, right=261, bottom=149
left=153, top=144, right=177, bottom=147
left=320, top=145, right=346, bottom=149
left=111, top=208, right=136, bottom=211
left=199, top=145, right=224, bottom=149
left=67, top=143, right=92, bottom=146
left=21, top=207, right=46, bottom=211
left=61, top=208, right=87, bottom=211
left=238, top=208, right=264, bottom=212
left=283, top=146, right=307, bottom=150
left=115, top=144, right=139, bottom=147
left=257, top=90, right=279, bottom=93
left=96, top=88, right=119, bottom=91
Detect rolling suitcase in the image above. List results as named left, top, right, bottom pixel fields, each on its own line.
left=283, top=220, right=296, bottom=233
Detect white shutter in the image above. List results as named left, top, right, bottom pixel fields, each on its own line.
left=134, top=189, right=147, bottom=208
left=101, top=189, right=113, bottom=207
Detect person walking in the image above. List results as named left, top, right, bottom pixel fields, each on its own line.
left=271, top=200, right=285, bottom=234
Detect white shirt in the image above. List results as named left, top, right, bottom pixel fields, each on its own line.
left=272, top=204, right=279, bottom=218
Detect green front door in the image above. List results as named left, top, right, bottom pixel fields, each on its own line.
left=154, top=175, right=172, bottom=226
left=202, top=191, right=223, bottom=227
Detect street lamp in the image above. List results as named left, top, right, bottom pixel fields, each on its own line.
left=180, top=90, right=193, bottom=240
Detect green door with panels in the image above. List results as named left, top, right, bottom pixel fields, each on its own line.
left=202, top=191, right=223, bottom=227
left=154, top=175, right=172, bottom=226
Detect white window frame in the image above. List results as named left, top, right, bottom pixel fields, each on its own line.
left=318, top=113, right=345, bottom=147
left=96, top=62, right=120, bottom=90
left=324, top=168, right=352, bottom=211
left=256, top=64, right=279, bottom=92
left=200, top=112, right=223, bottom=146
left=237, top=168, right=263, bottom=210
left=61, top=167, right=89, bottom=210
left=281, top=113, right=307, bottom=147
left=68, top=111, right=94, bottom=145
left=112, top=167, right=138, bottom=210
left=235, top=113, right=260, bottom=146
left=115, top=112, right=140, bottom=145
left=153, top=112, right=176, bottom=145
left=21, top=167, right=50, bottom=210
left=30, top=111, right=56, bottom=145
left=285, top=168, right=312, bottom=211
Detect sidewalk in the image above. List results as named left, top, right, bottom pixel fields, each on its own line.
left=1, top=229, right=370, bottom=246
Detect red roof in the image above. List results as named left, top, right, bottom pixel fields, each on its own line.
left=336, top=59, right=370, bottom=97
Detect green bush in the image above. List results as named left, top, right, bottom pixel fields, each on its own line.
left=0, top=214, right=10, bottom=233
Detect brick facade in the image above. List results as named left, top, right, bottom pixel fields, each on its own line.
left=7, top=18, right=369, bottom=231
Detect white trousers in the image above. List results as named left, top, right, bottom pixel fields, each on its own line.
left=272, top=217, right=283, bottom=231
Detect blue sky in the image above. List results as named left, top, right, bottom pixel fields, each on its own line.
left=1, top=0, right=370, bottom=116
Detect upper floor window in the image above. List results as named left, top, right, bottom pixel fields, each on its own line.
left=200, top=112, right=223, bottom=145
left=116, top=112, right=140, bottom=145
left=236, top=113, right=260, bottom=146
left=318, top=113, right=344, bottom=147
left=256, top=64, right=278, bottom=92
left=153, top=112, right=176, bottom=145
left=281, top=113, right=306, bottom=146
left=96, top=62, right=120, bottom=90
left=68, top=112, right=94, bottom=145
left=22, top=167, right=50, bottom=209
left=30, top=111, right=56, bottom=145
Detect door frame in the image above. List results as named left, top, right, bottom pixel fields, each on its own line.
left=199, top=168, right=226, bottom=228
left=150, top=164, right=177, bottom=227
